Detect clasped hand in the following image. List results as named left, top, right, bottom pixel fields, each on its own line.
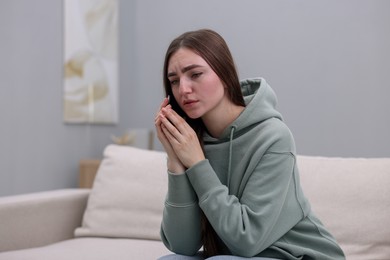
left=155, top=97, right=205, bottom=173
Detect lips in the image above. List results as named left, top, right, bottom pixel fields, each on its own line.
left=183, top=99, right=199, bottom=107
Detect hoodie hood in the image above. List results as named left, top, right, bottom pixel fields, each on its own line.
left=204, top=77, right=283, bottom=142
left=203, top=77, right=284, bottom=188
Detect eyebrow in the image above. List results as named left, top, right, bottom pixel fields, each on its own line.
left=167, top=64, right=203, bottom=78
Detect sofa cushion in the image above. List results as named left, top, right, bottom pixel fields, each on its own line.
left=297, top=156, right=390, bottom=260
left=0, top=238, right=170, bottom=260
left=75, top=145, right=168, bottom=240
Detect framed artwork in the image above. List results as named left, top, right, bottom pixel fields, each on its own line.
left=63, top=0, right=119, bottom=124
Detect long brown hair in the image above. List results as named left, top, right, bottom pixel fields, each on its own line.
left=162, top=29, right=245, bottom=258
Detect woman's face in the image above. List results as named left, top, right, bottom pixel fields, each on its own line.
left=167, top=48, right=229, bottom=120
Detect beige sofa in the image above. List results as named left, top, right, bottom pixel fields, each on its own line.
left=0, top=145, right=389, bottom=260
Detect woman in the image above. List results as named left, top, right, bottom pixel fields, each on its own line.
left=155, top=29, right=345, bottom=260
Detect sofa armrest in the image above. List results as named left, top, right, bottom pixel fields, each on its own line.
left=0, top=189, right=90, bottom=252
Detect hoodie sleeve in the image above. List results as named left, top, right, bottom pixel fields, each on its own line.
left=160, top=172, right=202, bottom=255
left=186, top=153, right=305, bottom=257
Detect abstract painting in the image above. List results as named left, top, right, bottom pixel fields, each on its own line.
left=63, top=0, right=118, bottom=124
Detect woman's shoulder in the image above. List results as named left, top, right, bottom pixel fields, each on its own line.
left=253, top=117, right=293, bottom=138
left=249, top=118, right=296, bottom=152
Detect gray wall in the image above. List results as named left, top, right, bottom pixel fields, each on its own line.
left=1, top=0, right=389, bottom=196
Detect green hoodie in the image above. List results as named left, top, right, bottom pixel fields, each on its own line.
left=160, top=78, right=345, bottom=259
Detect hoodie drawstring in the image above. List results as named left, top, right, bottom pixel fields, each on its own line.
left=227, top=126, right=236, bottom=188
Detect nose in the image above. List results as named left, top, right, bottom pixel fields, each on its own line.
left=178, top=78, right=192, bottom=95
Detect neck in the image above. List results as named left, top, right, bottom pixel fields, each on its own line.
left=202, top=102, right=244, bottom=138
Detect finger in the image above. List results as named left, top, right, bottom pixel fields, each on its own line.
left=154, top=99, right=167, bottom=119
left=160, top=115, right=185, bottom=145
left=155, top=96, right=170, bottom=116
left=154, top=113, right=163, bottom=124
left=161, top=96, right=169, bottom=108
left=154, top=104, right=172, bottom=121
left=161, top=107, right=188, bottom=134
left=156, top=120, right=173, bottom=147
left=161, top=123, right=179, bottom=145
left=155, top=115, right=170, bottom=138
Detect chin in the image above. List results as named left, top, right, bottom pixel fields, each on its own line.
left=185, top=112, right=203, bottom=120
left=187, top=114, right=201, bottom=120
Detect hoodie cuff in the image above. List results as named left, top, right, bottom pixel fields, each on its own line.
left=166, top=171, right=198, bottom=205
left=186, top=159, right=222, bottom=200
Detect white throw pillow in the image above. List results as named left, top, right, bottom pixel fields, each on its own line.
left=75, top=145, right=168, bottom=240
left=297, top=156, right=390, bottom=260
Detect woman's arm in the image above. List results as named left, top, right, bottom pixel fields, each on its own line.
left=186, top=152, right=306, bottom=257
left=160, top=173, right=202, bottom=255
left=156, top=100, right=204, bottom=254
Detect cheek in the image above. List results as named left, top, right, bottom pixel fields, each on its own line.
left=203, top=78, right=225, bottom=98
